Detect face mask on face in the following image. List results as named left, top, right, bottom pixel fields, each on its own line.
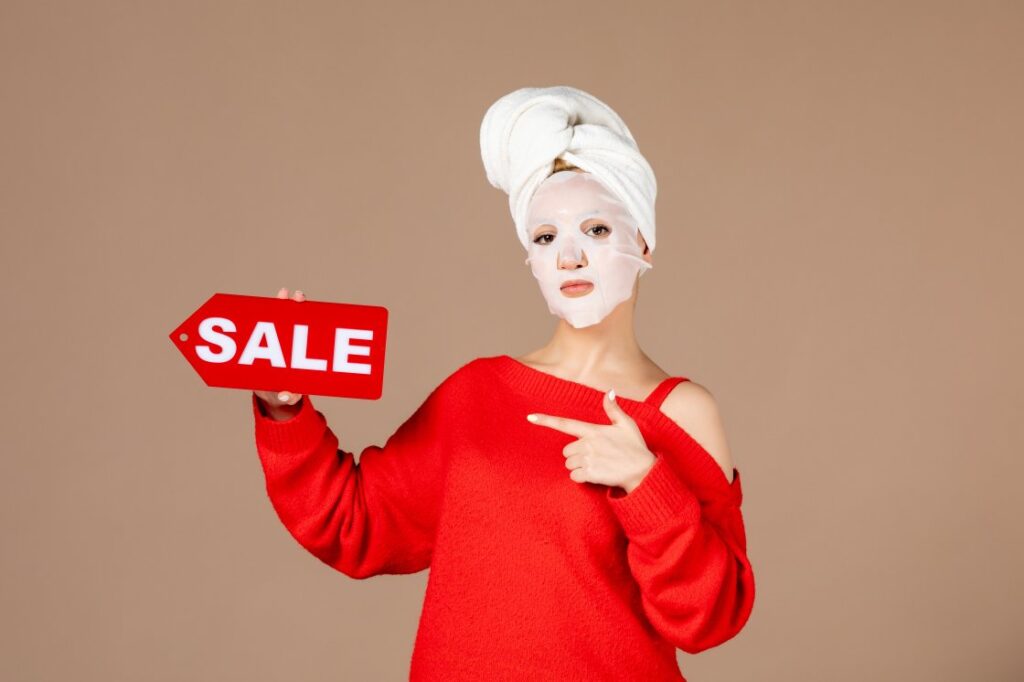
left=523, top=171, right=653, bottom=329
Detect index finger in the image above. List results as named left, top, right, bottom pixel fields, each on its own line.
left=526, top=412, right=599, bottom=438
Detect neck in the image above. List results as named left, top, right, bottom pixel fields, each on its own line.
left=531, top=280, right=645, bottom=374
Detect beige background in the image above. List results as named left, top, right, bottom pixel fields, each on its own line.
left=2, top=1, right=1022, bottom=680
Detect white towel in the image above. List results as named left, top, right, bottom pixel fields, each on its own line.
left=479, top=85, right=657, bottom=252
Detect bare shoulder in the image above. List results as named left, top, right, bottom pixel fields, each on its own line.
left=658, top=380, right=735, bottom=483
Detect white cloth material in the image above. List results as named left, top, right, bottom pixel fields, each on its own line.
left=479, top=85, right=658, bottom=253
left=524, top=170, right=652, bottom=328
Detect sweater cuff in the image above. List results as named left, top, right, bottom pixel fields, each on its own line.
left=251, top=393, right=325, bottom=455
left=606, top=453, right=701, bottom=536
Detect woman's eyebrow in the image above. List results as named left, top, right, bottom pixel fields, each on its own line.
left=578, top=210, right=603, bottom=222
left=532, top=210, right=603, bottom=235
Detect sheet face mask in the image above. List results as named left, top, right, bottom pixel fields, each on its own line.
left=523, top=171, right=653, bottom=329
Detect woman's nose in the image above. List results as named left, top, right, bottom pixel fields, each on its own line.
left=558, top=249, right=587, bottom=269
left=557, top=251, right=589, bottom=268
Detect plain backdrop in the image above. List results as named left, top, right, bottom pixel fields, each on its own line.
left=1, top=1, right=1022, bottom=680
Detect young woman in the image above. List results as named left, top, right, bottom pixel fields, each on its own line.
left=252, top=86, right=754, bottom=681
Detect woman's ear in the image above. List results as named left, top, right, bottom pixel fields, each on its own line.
left=637, top=231, right=651, bottom=257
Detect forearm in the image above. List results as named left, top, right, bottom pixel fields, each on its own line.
left=250, top=390, right=448, bottom=579
left=607, top=455, right=755, bottom=653
left=631, top=507, right=754, bottom=653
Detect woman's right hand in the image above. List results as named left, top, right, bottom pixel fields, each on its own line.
left=253, top=287, right=307, bottom=415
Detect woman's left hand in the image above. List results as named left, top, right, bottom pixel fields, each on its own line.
left=526, top=389, right=657, bottom=494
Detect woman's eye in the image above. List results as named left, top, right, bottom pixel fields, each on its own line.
left=587, top=224, right=610, bottom=236
left=533, top=233, right=555, bottom=244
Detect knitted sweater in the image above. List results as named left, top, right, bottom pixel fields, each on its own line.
left=251, top=354, right=755, bottom=681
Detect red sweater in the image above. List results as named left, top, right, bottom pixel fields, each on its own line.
left=251, top=354, right=755, bottom=680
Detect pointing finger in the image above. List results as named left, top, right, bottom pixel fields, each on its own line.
left=525, top=412, right=597, bottom=438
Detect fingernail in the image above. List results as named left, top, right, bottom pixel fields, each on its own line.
left=278, top=392, right=290, bottom=401
left=607, top=389, right=616, bottom=402
left=526, top=414, right=538, bottom=422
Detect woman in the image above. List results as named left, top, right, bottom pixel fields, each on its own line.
left=252, top=86, right=754, bottom=681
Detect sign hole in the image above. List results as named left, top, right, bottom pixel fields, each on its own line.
left=179, top=333, right=189, bottom=342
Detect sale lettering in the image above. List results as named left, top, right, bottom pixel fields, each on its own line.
left=170, top=292, right=388, bottom=399
left=196, top=318, right=374, bottom=374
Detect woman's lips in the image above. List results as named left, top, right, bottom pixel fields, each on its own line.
left=560, top=280, right=594, bottom=297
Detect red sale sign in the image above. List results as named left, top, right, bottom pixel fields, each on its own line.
left=169, top=293, right=389, bottom=399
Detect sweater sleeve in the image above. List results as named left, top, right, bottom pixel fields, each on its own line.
left=251, top=379, right=452, bottom=580
left=605, top=449, right=755, bottom=654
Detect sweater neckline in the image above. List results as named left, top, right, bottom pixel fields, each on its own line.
left=489, top=354, right=741, bottom=497
left=493, top=354, right=673, bottom=407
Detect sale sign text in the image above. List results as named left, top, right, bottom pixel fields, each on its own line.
left=169, top=293, right=388, bottom=399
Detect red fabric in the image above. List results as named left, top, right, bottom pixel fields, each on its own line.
left=251, top=355, right=755, bottom=681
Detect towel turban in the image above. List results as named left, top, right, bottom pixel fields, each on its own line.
left=479, top=85, right=658, bottom=253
